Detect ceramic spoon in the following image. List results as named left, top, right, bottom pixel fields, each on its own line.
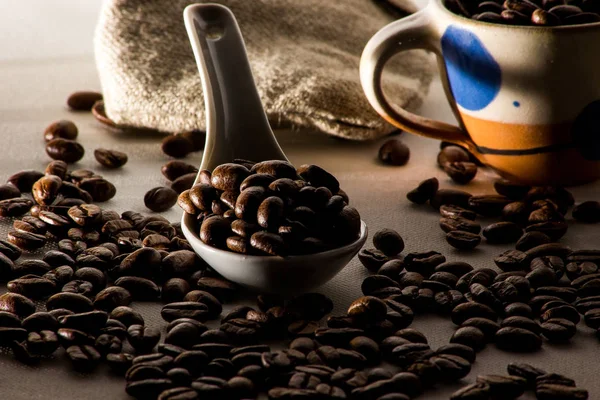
left=181, top=3, right=367, bottom=293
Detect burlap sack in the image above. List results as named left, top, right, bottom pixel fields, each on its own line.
left=94, top=0, right=434, bottom=140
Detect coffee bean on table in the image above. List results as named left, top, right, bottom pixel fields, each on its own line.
left=45, top=139, right=84, bottom=163
left=450, top=382, right=491, bottom=400
left=536, top=384, right=589, bottom=400
left=93, top=287, right=132, bottom=311
left=438, top=145, right=470, bottom=167
left=440, top=216, right=481, bottom=234
left=378, top=139, right=410, bottom=166
left=79, top=177, right=116, bottom=202
left=94, top=148, right=128, bottom=168
left=67, top=91, right=102, bottom=111
left=476, top=375, right=527, bottom=399
left=406, top=177, right=439, bottom=204
left=144, top=187, right=178, bottom=212
left=32, top=175, right=62, bottom=206
left=495, top=327, right=542, bottom=352
left=439, top=204, right=477, bottom=220
left=373, top=229, right=404, bottom=257
left=7, top=230, right=46, bottom=251
left=446, top=230, right=481, bottom=250
left=572, top=201, right=600, bottom=223
left=450, top=326, right=486, bottom=351
left=44, top=120, right=78, bottom=142
left=430, top=189, right=472, bottom=210
left=161, top=134, right=194, bottom=159
left=482, top=222, right=523, bottom=244
left=443, top=161, right=478, bottom=184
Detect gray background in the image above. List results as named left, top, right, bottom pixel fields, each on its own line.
left=0, top=1, right=599, bottom=399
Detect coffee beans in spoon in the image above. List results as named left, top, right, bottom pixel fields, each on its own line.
left=444, top=0, right=600, bottom=26
left=179, top=160, right=361, bottom=256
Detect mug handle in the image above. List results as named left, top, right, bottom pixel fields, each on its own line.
left=360, top=9, right=479, bottom=156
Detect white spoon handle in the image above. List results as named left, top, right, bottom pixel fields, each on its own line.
left=184, top=3, right=288, bottom=171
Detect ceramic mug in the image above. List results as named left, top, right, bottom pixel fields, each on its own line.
left=360, top=0, right=600, bottom=185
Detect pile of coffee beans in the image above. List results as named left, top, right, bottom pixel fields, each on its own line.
left=444, top=0, right=600, bottom=26
left=451, top=363, right=588, bottom=399
left=178, top=160, right=361, bottom=256
left=406, top=175, right=582, bottom=250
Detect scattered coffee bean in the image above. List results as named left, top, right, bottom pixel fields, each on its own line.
left=378, top=139, right=410, bottom=166
left=94, top=148, right=128, bottom=168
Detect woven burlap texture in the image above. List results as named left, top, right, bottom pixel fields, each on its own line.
left=94, top=0, right=434, bottom=140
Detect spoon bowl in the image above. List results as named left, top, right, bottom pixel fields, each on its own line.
left=182, top=213, right=367, bottom=293
left=182, top=3, right=367, bottom=293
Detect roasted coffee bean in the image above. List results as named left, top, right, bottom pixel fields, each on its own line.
left=196, top=277, right=236, bottom=302
left=404, top=251, right=446, bottom=277
left=67, top=91, right=102, bottom=110
left=516, top=231, right=552, bottom=251
left=144, top=187, right=178, bottom=212
left=94, top=148, right=128, bottom=168
left=162, top=161, right=198, bottom=181
left=44, top=120, right=78, bottom=142
left=348, top=296, right=387, bottom=324
left=501, top=316, right=540, bottom=334
left=161, top=302, right=210, bottom=322
left=95, top=334, right=122, bottom=355
left=297, top=164, right=339, bottom=193
left=451, top=302, right=497, bottom=325
left=540, top=318, right=577, bottom=341
left=436, top=343, right=476, bottom=364
left=450, top=326, right=486, bottom=351
left=440, top=216, right=481, bottom=234
left=502, top=201, right=529, bottom=223
left=430, top=189, right=472, bottom=210
left=443, top=161, right=478, bottom=184
left=495, top=327, right=542, bottom=352
left=199, top=216, right=231, bottom=249
left=62, top=280, right=95, bottom=298
left=171, top=173, right=196, bottom=194
left=47, top=292, right=94, bottom=313
left=79, top=178, right=116, bottom=202
left=482, top=222, right=523, bottom=244
left=162, top=134, right=193, bottom=158
left=94, top=287, right=132, bottom=311
left=506, top=362, right=546, bottom=385
left=7, top=229, right=46, bottom=251
left=160, top=278, right=190, bottom=303
left=0, top=197, right=33, bottom=218
left=525, top=221, right=568, bottom=240
left=67, top=203, right=101, bottom=227
left=438, top=145, right=470, bottom=167
left=209, top=163, right=251, bottom=192
left=249, top=231, right=285, bottom=256
left=504, top=302, right=533, bottom=318
left=66, top=344, right=102, bottom=370
left=450, top=382, right=491, bottom=400
left=378, top=139, right=410, bottom=166
left=572, top=201, right=600, bottom=223
left=8, top=172, right=44, bottom=198
left=478, top=375, right=527, bottom=399
left=111, top=306, right=144, bottom=327
left=439, top=205, right=477, bottom=221
left=358, top=248, right=389, bottom=272
left=106, top=352, right=134, bottom=375
left=128, top=324, right=161, bottom=353
left=46, top=138, right=84, bottom=163
left=26, top=330, right=59, bottom=356
left=494, top=249, right=529, bottom=272
left=0, top=293, right=35, bottom=318
left=406, top=177, right=439, bottom=204
left=536, top=384, right=588, bottom=400
left=114, top=276, right=160, bottom=301
left=462, top=317, right=500, bottom=339
left=372, top=228, right=404, bottom=257
left=377, top=259, right=405, bottom=277
left=7, top=276, right=56, bottom=299
left=446, top=230, right=481, bottom=250
left=494, top=179, right=530, bottom=199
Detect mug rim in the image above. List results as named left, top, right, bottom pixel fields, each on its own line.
left=431, top=0, right=600, bottom=32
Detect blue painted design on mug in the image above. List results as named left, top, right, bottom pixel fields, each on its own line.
left=573, top=99, right=600, bottom=161
left=441, top=25, right=502, bottom=111
left=513, top=101, right=520, bottom=107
